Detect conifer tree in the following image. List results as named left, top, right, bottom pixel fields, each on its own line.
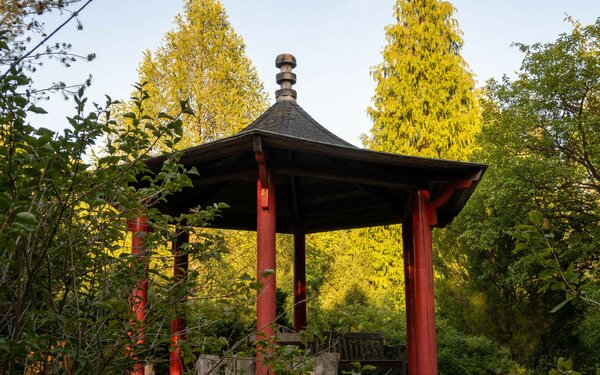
left=137, top=0, right=268, bottom=147
left=365, top=0, right=480, bottom=160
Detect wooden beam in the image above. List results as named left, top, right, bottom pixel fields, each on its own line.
left=412, top=190, right=438, bottom=375
left=190, top=169, right=256, bottom=187
left=293, top=233, right=307, bottom=331
left=276, top=168, right=417, bottom=189
left=128, top=216, right=149, bottom=375
left=255, top=158, right=277, bottom=375
left=402, top=220, right=417, bottom=375
left=289, top=175, right=302, bottom=224
left=170, top=231, right=189, bottom=375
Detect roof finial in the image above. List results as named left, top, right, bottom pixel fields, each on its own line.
left=275, top=53, right=297, bottom=102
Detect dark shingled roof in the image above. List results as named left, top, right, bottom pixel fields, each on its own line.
left=239, top=100, right=356, bottom=148
left=141, top=53, right=487, bottom=233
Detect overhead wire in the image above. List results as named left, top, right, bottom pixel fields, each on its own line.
left=1, top=0, right=95, bottom=80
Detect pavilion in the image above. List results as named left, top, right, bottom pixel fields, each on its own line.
left=128, top=54, right=486, bottom=375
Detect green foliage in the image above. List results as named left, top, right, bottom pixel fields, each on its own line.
left=436, top=17, right=600, bottom=372
left=436, top=319, right=521, bottom=375
left=276, top=288, right=292, bottom=329
left=186, top=296, right=254, bottom=356
left=549, top=358, right=582, bottom=375
left=574, top=301, right=600, bottom=372
left=362, top=3, right=495, bottom=368
left=0, top=27, right=225, bottom=371
left=514, top=211, right=600, bottom=313
left=309, top=303, right=407, bottom=345
left=313, top=228, right=405, bottom=313
left=365, top=0, right=480, bottom=160
left=342, top=362, right=378, bottom=374
left=483, top=18, right=600, bottom=370
left=118, top=3, right=272, bottom=365
left=135, top=0, right=268, bottom=147
left=257, top=340, right=314, bottom=375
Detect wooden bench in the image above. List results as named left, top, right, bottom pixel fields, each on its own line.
left=312, top=332, right=407, bottom=375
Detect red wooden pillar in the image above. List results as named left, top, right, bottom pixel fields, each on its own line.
left=170, top=231, right=189, bottom=375
left=293, top=233, right=307, bottom=331
left=411, top=189, right=438, bottom=375
left=128, top=216, right=149, bottom=375
left=402, top=220, right=418, bottom=374
left=256, top=153, right=277, bottom=375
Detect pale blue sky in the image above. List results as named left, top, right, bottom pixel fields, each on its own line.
left=30, top=0, right=599, bottom=145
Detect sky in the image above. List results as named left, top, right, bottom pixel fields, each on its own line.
left=29, top=0, right=600, bottom=146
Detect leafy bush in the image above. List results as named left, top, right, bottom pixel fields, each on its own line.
left=437, top=319, right=522, bottom=375
left=0, top=35, right=223, bottom=371
left=309, top=303, right=407, bottom=345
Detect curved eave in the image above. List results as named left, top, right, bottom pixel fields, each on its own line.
left=143, top=130, right=487, bottom=233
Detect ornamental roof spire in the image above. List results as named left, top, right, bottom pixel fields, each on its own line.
left=275, top=53, right=297, bottom=102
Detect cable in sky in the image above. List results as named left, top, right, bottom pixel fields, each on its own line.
left=1, top=0, right=95, bottom=80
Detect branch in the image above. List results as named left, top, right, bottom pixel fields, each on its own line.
left=1, top=0, right=95, bottom=80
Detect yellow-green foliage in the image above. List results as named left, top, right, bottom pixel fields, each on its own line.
left=314, top=228, right=405, bottom=312
left=137, top=0, right=269, bottom=148
left=365, top=0, right=481, bottom=160
left=209, top=227, right=408, bottom=329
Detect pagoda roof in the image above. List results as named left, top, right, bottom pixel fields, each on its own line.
left=143, top=54, right=486, bottom=233
left=239, top=100, right=355, bottom=148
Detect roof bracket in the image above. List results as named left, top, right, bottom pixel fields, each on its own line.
left=254, top=136, right=270, bottom=209
left=253, top=134, right=264, bottom=154
left=431, top=179, right=474, bottom=209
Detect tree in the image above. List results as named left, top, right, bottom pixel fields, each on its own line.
left=137, top=0, right=268, bottom=147
left=437, top=17, right=600, bottom=372
left=127, top=3, right=272, bottom=364
left=491, top=18, right=600, bottom=372
left=365, top=0, right=480, bottom=160
left=362, top=3, right=482, bottom=349
left=0, top=2, right=277, bottom=373
left=354, top=0, right=480, bottom=339
left=0, top=12, right=226, bottom=372
left=485, top=17, right=599, bottom=224
left=0, top=0, right=96, bottom=97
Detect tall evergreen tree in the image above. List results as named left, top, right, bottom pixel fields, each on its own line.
left=354, top=1, right=482, bottom=320
left=359, top=2, right=485, bottom=365
left=137, top=0, right=268, bottom=147
left=365, top=0, right=480, bottom=160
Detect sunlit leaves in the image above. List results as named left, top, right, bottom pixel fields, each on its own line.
left=365, top=0, right=481, bottom=161
left=134, top=0, right=268, bottom=148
